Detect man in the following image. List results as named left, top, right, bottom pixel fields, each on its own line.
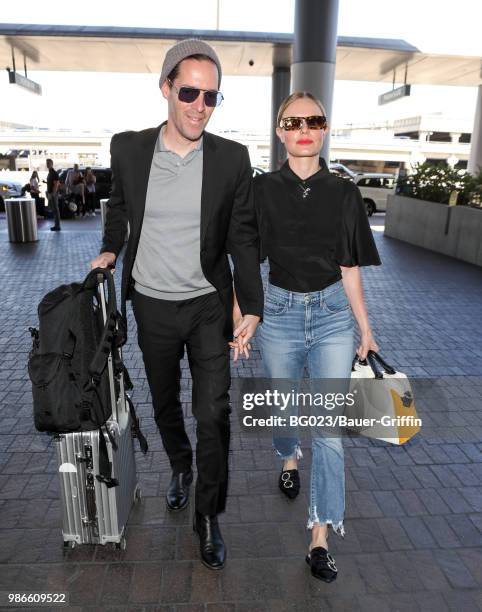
left=90, top=39, right=263, bottom=570
left=46, top=158, right=60, bottom=231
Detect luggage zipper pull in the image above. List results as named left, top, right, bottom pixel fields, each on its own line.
left=76, top=445, right=93, bottom=470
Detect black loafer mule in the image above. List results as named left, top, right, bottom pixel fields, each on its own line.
left=305, top=546, right=338, bottom=583
left=278, top=468, right=300, bottom=499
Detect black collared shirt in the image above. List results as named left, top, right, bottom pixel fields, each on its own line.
left=253, top=158, right=381, bottom=292
left=46, top=168, right=59, bottom=194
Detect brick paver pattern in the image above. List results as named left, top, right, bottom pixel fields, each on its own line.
left=0, top=214, right=481, bottom=611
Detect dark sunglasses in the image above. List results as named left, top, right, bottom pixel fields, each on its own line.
left=167, top=78, right=224, bottom=107
left=279, top=115, right=327, bottom=131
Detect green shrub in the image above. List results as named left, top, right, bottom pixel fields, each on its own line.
left=397, top=162, right=479, bottom=205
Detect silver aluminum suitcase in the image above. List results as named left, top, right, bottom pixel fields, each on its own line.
left=55, top=275, right=141, bottom=550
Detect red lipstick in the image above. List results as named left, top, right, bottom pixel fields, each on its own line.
left=297, top=139, right=313, bottom=145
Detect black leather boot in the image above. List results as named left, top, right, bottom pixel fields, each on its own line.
left=166, top=470, right=193, bottom=511
left=193, top=511, right=226, bottom=570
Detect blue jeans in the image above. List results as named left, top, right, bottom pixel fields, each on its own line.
left=259, top=281, right=354, bottom=535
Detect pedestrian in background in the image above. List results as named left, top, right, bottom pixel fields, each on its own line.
left=46, top=159, right=61, bottom=231
left=84, top=167, right=97, bottom=216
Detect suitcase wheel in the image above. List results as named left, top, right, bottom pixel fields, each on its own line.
left=114, top=536, right=127, bottom=550
left=63, top=540, right=76, bottom=549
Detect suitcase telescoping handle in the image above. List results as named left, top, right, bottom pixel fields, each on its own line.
left=89, top=268, right=149, bottom=456
left=95, top=267, right=116, bottom=328
left=94, top=268, right=123, bottom=424
left=86, top=267, right=118, bottom=383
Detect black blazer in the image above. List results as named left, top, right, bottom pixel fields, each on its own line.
left=100, top=121, right=263, bottom=339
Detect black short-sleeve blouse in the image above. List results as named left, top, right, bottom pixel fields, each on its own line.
left=253, top=158, right=381, bottom=292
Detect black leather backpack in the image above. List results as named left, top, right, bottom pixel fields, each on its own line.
left=28, top=267, right=147, bottom=486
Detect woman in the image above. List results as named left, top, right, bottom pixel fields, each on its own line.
left=29, top=171, right=40, bottom=197
left=84, top=167, right=97, bottom=216
left=29, top=170, right=43, bottom=216
left=245, top=91, right=380, bottom=582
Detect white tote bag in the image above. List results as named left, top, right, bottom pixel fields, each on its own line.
left=349, top=351, right=420, bottom=445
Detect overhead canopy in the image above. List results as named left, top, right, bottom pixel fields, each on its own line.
left=0, top=24, right=481, bottom=86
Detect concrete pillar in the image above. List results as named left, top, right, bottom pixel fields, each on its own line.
left=270, top=66, right=291, bottom=171
left=410, top=151, right=426, bottom=166
left=468, top=85, right=482, bottom=175
left=291, top=0, right=340, bottom=163
left=450, top=132, right=461, bottom=143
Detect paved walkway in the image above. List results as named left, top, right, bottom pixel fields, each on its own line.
left=0, top=213, right=481, bottom=611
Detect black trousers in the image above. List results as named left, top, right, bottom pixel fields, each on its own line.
left=131, top=288, right=231, bottom=515
left=85, top=191, right=96, bottom=214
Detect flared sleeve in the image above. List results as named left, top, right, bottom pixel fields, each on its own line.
left=336, top=181, right=382, bottom=267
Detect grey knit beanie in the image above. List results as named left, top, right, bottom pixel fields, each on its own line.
left=159, top=38, right=222, bottom=89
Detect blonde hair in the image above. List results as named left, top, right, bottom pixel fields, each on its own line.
left=276, top=91, right=327, bottom=127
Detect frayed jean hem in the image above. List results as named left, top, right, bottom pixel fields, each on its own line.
left=306, top=516, right=345, bottom=538
left=273, top=444, right=303, bottom=461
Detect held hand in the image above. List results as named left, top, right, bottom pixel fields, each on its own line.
left=232, top=304, right=243, bottom=332
left=229, top=327, right=251, bottom=362
left=229, top=336, right=248, bottom=362
left=357, top=330, right=379, bottom=361
left=229, top=305, right=244, bottom=361
left=90, top=251, right=116, bottom=271
left=230, top=314, right=260, bottom=362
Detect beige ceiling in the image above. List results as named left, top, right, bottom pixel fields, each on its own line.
left=1, top=26, right=481, bottom=86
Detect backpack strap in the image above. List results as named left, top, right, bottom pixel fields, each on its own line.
left=84, top=383, right=119, bottom=488
left=61, top=287, right=81, bottom=358
left=88, top=312, right=117, bottom=383
left=96, top=425, right=119, bottom=488
left=126, top=394, right=149, bottom=454
left=121, top=362, right=133, bottom=391
left=87, top=384, right=118, bottom=450
left=114, top=309, right=128, bottom=348
left=86, top=269, right=119, bottom=383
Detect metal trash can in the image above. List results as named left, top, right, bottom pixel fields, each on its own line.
left=100, top=198, right=129, bottom=241
left=5, top=198, right=38, bottom=243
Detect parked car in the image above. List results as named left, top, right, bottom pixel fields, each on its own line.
left=0, top=179, right=23, bottom=211
left=54, top=166, right=264, bottom=214
left=354, top=173, right=396, bottom=215
left=57, top=166, right=265, bottom=197
left=53, top=167, right=112, bottom=218
left=252, top=166, right=266, bottom=177
left=329, top=162, right=357, bottom=180
left=57, top=167, right=112, bottom=203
